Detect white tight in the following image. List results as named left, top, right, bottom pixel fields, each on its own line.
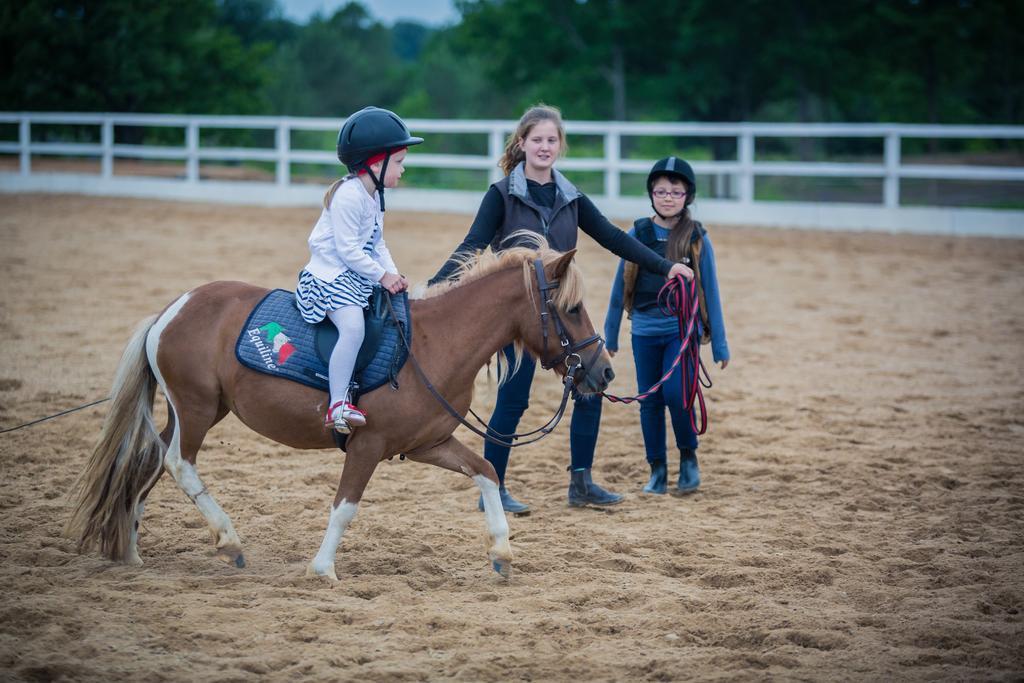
left=326, top=305, right=365, bottom=406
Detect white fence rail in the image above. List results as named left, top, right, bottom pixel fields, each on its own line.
left=2, top=112, right=1023, bottom=237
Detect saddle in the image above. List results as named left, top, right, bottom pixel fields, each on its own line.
left=234, top=288, right=411, bottom=401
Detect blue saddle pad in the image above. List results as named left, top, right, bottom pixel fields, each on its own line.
left=235, top=288, right=410, bottom=398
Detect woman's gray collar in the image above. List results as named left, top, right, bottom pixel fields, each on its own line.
left=509, top=161, right=580, bottom=201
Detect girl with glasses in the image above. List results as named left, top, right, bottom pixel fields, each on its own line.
left=604, top=156, right=731, bottom=495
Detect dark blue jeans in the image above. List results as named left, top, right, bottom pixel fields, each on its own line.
left=632, top=332, right=699, bottom=463
left=484, top=344, right=603, bottom=483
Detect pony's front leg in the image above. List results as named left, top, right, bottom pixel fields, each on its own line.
left=405, top=436, right=513, bottom=578
left=307, top=445, right=381, bottom=581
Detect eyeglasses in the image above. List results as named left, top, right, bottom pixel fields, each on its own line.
left=652, top=189, right=686, bottom=199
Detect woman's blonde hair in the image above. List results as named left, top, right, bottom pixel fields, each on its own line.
left=498, top=104, right=569, bottom=176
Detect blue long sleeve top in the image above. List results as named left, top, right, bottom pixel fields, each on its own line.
left=605, top=224, right=730, bottom=364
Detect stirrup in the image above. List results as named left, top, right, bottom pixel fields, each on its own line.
left=326, top=400, right=367, bottom=433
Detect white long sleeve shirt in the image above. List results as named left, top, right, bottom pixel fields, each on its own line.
left=302, top=178, right=397, bottom=283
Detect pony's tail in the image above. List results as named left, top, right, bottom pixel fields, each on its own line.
left=65, top=314, right=166, bottom=562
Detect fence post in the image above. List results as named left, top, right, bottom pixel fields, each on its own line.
left=738, top=129, right=754, bottom=204
left=883, top=131, right=900, bottom=208
left=276, top=119, right=290, bottom=187
left=488, top=127, right=505, bottom=184
left=101, top=118, right=113, bottom=179
left=19, top=117, right=30, bottom=175
left=604, top=129, right=621, bottom=200
left=186, top=121, right=199, bottom=183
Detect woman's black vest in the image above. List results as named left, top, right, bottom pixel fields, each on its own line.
left=631, top=218, right=704, bottom=312
left=490, top=163, right=581, bottom=252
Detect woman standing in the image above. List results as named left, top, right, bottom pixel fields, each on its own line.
left=429, top=105, right=693, bottom=514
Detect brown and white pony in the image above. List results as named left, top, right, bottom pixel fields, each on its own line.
left=65, top=244, right=614, bottom=580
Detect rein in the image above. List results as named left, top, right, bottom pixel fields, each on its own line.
left=0, top=397, right=111, bottom=434
left=385, top=259, right=603, bottom=449
left=601, top=275, right=711, bottom=435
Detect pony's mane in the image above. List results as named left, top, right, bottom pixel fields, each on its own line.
left=421, top=232, right=584, bottom=311
left=421, top=231, right=585, bottom=385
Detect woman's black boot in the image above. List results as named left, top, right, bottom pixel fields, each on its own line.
left=568, top=468, right=624, bottom=507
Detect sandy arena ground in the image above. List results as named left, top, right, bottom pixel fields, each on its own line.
left=0, top=193, right=1022, bottom=681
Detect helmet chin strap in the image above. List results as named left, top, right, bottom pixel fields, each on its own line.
left=363, top=153, right=391, bottom=211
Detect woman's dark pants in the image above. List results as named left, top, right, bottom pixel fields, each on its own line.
left=484, top=344, right=603, bottom=483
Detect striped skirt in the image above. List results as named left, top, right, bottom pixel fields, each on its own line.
left=295, top=269, right=374, bottom=324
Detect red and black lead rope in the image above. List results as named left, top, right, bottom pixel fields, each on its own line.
left=601, top=274, right=711, bottom=435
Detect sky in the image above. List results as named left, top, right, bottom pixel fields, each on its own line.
left=278, top=0, right=460, bottom=26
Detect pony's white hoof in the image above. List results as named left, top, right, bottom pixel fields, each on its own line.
left=306, top=561, right=338, bottom=582
left=489, top=552, right=512, bottom=579
left=216, top=547, right=247, bottom=568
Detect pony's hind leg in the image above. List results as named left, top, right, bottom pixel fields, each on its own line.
left=162, top=401, right=242, bottom=566
left=146, top=301, right=243, bottom=567
left=405, top=436, right=513, bottom=578
left=127, top=466, right=165, bottom=566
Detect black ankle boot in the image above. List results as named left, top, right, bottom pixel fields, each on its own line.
left=642, top=460, right=668, bottom=494
left=568, top=468, right=624, bottom=507
left=478, top=486, right=531, bottom=515
left=675, top=449, right=700, bottom=495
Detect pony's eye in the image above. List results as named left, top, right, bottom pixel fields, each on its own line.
left=567, top=305, right=580, bottom=315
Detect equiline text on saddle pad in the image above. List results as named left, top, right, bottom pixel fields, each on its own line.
left=234, top=288, right=410, bottom=399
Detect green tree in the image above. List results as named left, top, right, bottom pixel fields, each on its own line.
left=448, top=0, right=1023, bottom=126
left=217, top=0, right=294, bottom=46
left=4, top=0, right=1020, bottom=128
left=0, top=0, right=271, bottom=113
left=288, top=2, right=407, bottom=116
left=975, top=1, right=1024, bottom=124
left=392, top=20, right=430, bottom=62
left=454, top=0, right=638, bottom=120
left=395, top=27, right=510, bottom=120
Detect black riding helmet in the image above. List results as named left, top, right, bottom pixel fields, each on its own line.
left=647, top=156, right=696, bottom=220
left=337, top=106, right=423, bottom=211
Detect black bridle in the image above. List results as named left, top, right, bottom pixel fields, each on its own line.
left=530, top=259, right=606, bottom=373
left=385, top=258, right=606, bottom=448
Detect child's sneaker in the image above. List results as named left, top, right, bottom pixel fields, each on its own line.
left=326, top=400, right=367, bottom=433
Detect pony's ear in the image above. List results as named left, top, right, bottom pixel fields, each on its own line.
left=551, top=249, right=577, bottom=279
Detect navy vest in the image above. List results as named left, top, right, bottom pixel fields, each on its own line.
left=631, top=218, right=705, bottom=312
left=490, top=163, right=581, bottom=252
